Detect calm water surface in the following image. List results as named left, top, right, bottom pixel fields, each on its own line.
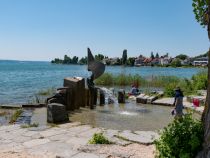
left=0, top=60, right=205, bottom=104
left=69, top=102, right=174, bottom=131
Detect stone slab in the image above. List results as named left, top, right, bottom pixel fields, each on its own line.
left=118, top=130, right=158, bottom=145
left=72, top=152, right=100, bottom=158
left=23, top=138, right=50, bottom=148
left=27, top=142, right=78, bottom=158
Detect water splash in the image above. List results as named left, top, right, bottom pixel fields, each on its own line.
left=99, top=87, right=117, bottom=104
left=119, top=111, right=138, bottom=116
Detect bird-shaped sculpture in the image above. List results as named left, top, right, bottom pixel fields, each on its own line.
left=87, top=48, right=105, bottom=81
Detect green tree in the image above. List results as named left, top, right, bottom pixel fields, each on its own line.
left=63, top=55, right=71, bottom=64
left=155, top=52, right=159, bottom=58
left=176, top=54, right=188, bottom=60
left=79, top=57, right=87, bottom=65
left=95, top=54, right=104, bottom=61
left=127, top=57, right=135, bottom=66
left=72, top=56, right=78, bottom=64
left=171, top=59, right=182, bottom=67
left=51, top=58, right=63, bottom=64
left=151, top=51, right=155, bottom=59
left=122, top=49, right=127, bottom=65
left=192, top=0, right=210, bottom=156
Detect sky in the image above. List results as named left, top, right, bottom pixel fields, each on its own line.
left=0, top=0, right=209, bottom=61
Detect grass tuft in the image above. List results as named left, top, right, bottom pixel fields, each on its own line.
left=9, top=109, right=23, bottom=123
left=89, top=133, right=111, bottom=144
left=21, top=123, right=39, bottom=128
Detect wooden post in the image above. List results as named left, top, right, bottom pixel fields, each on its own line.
left=93, top=88, right=98, bottom=105
left=100, top=90, right=105, bottom=105
left=118, top=89, right=125, bottom=103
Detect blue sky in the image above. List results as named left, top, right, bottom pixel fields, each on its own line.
left=0, top=0, right=209, bottom=61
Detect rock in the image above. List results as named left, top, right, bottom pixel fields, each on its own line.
left=147, top=96, right=158, bottom=104
left=47, top=103, right=69, bottom=123
left=118, top=89, right=125, bottom=103
left=136, top=95, right=150, bottom=104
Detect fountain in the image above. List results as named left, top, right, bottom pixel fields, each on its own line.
left=46, top=48, right=106, bottom=123
left=46, top=49, right=175, bottom=130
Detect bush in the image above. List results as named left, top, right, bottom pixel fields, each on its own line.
left=89, top=133, right=111, bottom=144
left=95, top=73, right=143, bottom=86
left=164, top=83, right=177, bottom=97
left=192, top=70, right=207, bottom=90
left=155, top=113, right=203, bottom=158
left=95, top=73, right=114, bottom=85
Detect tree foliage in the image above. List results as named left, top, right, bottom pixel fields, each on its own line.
left=171, top=58, right=182, bottom=67
left=192, top=0, right=209, bottom=26
left=151, top=51, right=155, bottom=59
left=95, top=54, right=104, bottom=61
left=79, top=56, right=87, bottom=65
left=127, top=57, right=135, bottom=66
left=122, top=49, right=127, bottom=65
left=176, top=54, right=188, bottom=60
left=51, top=54, right=78, bottom=64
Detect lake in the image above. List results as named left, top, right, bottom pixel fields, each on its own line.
left=0, top=60, right=205, bottom=104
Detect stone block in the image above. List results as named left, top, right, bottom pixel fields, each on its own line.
left=136, top=95, right=150, bottom=104
left=47, top=103, right=69, bottom=123
left=64, top=77, right=85, bottom=110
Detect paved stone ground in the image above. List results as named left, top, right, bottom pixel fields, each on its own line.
left=153, top=97, right=204, bottom=114
left=0, top=122, right=158, bottom=158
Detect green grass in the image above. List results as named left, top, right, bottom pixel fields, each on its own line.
left=89, top=133, right=112, bottom=144
left=9, top=109, right=23, bottom=123
left=95, top=73, right=144, bottom=86
left=48, top=123, right=59, bottom=128
left=21, top=123, right=39, bottom=128
left=37, top=87, right=56, bottom=96
left=95, top=71, right=208, bottom=97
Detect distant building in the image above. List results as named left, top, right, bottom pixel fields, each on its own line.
left=151, top=58, right=160, bottom=65
left=134, top=55, right=145, bottom=66
left=180, top=58, right=190, bottom=65
left=193, top=57, right=208, bottom=66
left=160, top=56, right=170, bottom=65
left=143, top=58, right=153, bottom=66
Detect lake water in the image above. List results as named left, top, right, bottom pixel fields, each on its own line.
left=0, top=60, right=205, bottom=104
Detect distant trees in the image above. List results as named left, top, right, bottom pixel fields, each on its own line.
left=51, top=58, right=63, bottom=64
left=122, top=49, right=127, bottom=65
left=171, top=59, right=182, bottom=67
left=151, top=52, right=155, bottom=59
left=175, top=54, right=188, bottom=60
left=127, top=57, right=135, bottom=66
left=72, top=56, right=79, bottom=64
left=155, top=53, right=159, bottom=58
left=51, top=54, right=79, bottom=64
left=95, top=54, right=104, bottom=61
left=79, top=57, right=87, bottom=65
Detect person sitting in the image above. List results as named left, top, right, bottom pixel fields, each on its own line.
left=129, top=84, right=140, bottom=96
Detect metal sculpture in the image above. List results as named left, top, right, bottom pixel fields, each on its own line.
left=87, top=48, right=105, bottom=88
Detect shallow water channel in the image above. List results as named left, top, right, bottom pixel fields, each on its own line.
left=69, top=101, right=175, bottom=131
